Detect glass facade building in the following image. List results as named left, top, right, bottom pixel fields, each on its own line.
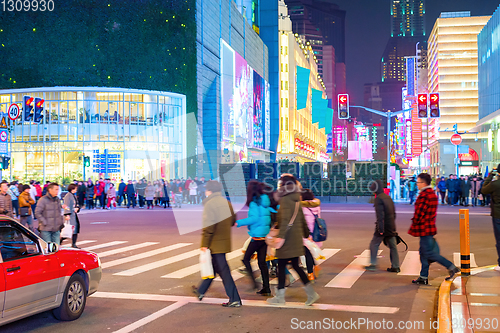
left=0, top=87, right=186, bottom=183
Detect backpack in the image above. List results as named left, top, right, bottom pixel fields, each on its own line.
left=307, top=208, right=327, bottom=242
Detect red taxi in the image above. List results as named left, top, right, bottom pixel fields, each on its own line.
left=0, top=217, right=102, bottom=326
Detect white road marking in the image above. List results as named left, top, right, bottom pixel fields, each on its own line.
left=453, top=252, right=478, bottom=268
left=102, top=243, right=192, bottom=269
left=76, top=240, right=97, bottom=245
left=96, top=242, right=159, bottom=258
left=114, top=249, right=200, bottom=276
left=398, top=251, right=421, bottom=276
left=84, top=241, right=128, bottom=251
left=161, top=249, right=243, bottom=279
left=113, top=301, right=188, bottom=333
left=325, top=250, right=381, bottom=289
left=91, top=291, right=399, bottom=314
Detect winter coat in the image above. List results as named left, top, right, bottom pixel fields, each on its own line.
left=445, top=179, right=453, bottom=191
left=408, top=187, right=438, bottom=237
left=274, top=184, right=309, bottom=259
left=86, top=185, right=95, bottom=200
left=471, top=180, right=482, bottom=198
left=8, top=185, right=19, bottom=201
left=438, top=180, right=447, bottom=192
left=95, top=182, right=103, bottom=196
left=301, top=199, right=321, bottom=234
left=35, top=193, right=64, bottom=232
left=201, top=192, right=236, bottom=254
left=0, top=192, right=13, bottom=218
left=452, top=179, right=462, bottom=192
left=189, top=182, right=198, bottom=196
left=461, top=180, right=472, bottom=197
left=237, top=194, right=273, bottom=238
left=19, top=191, right=35, bottom=215
left=372, top=180, right=397, bottom=237
left=136, top=182, right=147, bottom=196
left=108, top=186, right=116, bottom=198
left=145, top=185, right=156, bottom=200
left=480, top=174, right=500, bottom=219
left=126, top=184, right=136, bottom=196
left=118, top=182, right=126, bottom=195
left=63, top=192, right=80, bottom=234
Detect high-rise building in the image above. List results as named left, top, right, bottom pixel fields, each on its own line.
left=391, top=0, right=426, bottom=38
left=284, top=0, right=346, bottom=97
left=427, top=12, right=490, bottom=177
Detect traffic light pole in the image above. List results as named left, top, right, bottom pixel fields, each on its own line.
left=352, top=106, right=411, bottom=188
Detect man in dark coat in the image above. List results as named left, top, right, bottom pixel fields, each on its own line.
left=445, top=175, right=453, bottom=205
left=460, top=175, right=471, bottom=206
left=192, top=180, right=241, bottom=307
left=126, top=180, right=136, bottom=208
left=365, top=180, right=400, bottom=272
left=117, top=179, right=127, bottom=207
left=452, top=175, right=462, bottom=205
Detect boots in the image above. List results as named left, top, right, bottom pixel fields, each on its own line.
left=267, top=288, right=285, bottom=305
left=72, top=234, right=79, bottom=248
left=304, top=283, right=320, bottom=306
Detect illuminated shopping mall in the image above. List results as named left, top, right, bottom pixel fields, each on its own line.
left=0, top=87, right=187, bottom=183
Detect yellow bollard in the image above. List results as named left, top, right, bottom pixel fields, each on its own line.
left=459, top=209, right=470, bottom=276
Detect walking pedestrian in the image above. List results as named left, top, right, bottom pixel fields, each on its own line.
left=236, top=180, right=272, bottom=296
left=189, top=180, right=198, bottom=204
left=107, top=183, right=117, bottom=209
left=408, top=177, right=417, bottom=205
left=192, top=180, right=242, bottom=307
left=36, top=183, right=67, bottom=245
left=300, top=188, right=323, bottom=281
left=19, top=185, right=35, bottom=232
left=117, top=179, right=126, bottom=207
left=63, top=184, right=81, bottom=248
left=471, top=176, right=481, bottom=207
left=126, top=180, right=136, bottom=208
left=136, top=179, right=146, bottom=208
left=145, top=181, right=155, bottom=209
left=477, top=166, right=500, bottom=271
left=437, top=177, right=447, bottom=205
left=267, top=174, right=319, bottom=306
left=29, top=180, right=38, bottom=219
left=409, top=173, right=460, bottom=285
left=460, top=175, right=471, bottom=206
left=365, top=180, right=400, bottom=272
left=0, top=181, right=14, bottom=219
left=8, top=181, right=20, bottom=218
left=86, top=180, right=95, bottom=210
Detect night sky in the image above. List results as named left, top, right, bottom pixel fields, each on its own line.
left=333, top=0, right=500, bottom=105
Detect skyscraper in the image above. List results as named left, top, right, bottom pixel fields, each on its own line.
left=391, top=0, right=425, bottom=38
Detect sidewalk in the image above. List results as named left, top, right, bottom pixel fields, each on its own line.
left=439, top=266, right=500, bottom=333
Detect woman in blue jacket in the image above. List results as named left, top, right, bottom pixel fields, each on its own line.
left=237, top=180, right=272, bottom=296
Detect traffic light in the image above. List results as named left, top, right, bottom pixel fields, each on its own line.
left=429, top=93, right=440, bottom=118
left=338, top=94, right=349, bottom=119
left=23, top=95, right=34, bottom=121
left=84, top=156, right=90, bottom=167
left=34, top=98, right=44, bottom=123
left=417, top=93, right=428, bottom=118
left=3, top=157, right=10, bottom=170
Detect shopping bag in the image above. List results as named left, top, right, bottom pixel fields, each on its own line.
left=200, top=249, right=214, bottom=279
left=300, top=255, right=306, bottom=267
left=61, top=222, right=74, bottom=239
left=266, top=246, right=276, bottom=261
left=304, top=238, right=325, bottom=260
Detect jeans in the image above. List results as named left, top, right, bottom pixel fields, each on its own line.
left=419, top=236, right=454, bottom=278
left=369, top=234, right=400, bottom=268
left=146, top=200, right=153, bottom=208
left=40, top=230, right=61, bottom=245
left=12, top=200, right=19, bottom=217
left=138, top=195, right=145, bottom=208
left=242, top=239, right=270, bottom=292
left=127, top=194, right=136, bottom=208
left=277, top=257, right=310, bottom=290
left=409, top=191, right=416, bottom=204
left=100, top=193, right=106, bottom=208
left=493, top=218, right=500, bottom=266
left=472, top=197, right=478, bottom=206
left=197, top=253, right=241, bottom=303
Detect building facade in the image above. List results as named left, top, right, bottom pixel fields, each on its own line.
left=427, top=12, right=490, bottom=176
left=0, top=87, right=186, bottom=183
left=391, top=0, right=425, bottom=38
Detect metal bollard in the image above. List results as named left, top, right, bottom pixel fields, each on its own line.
left=459, top=209, right=470, bottom=276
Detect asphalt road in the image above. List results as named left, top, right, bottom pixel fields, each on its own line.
left=2, top=202, right=497, bottom=333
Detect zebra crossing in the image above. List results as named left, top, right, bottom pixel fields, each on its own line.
left=68, top=240, right=476, bottom=289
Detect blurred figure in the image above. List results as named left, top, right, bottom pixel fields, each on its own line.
left=86, top=180, right=95, bottom=210
left=192, top=180, right=241, bottom=307
left=189, top=180, right=198, bottom=204
left=107, top=183, right=117, bottom=210
left=408, top=177, right=417, bottom=205
left=117, top=179, right=126, bottom=207
left=19, top=185, right=35, bottom=231
left=63, top=184, right=81, bottom=248
left=8, top=181, right=20, bottom=218
left=126, top=180, right=136, bottom=208
left=0, top=181, right=14, bottom=219
left=461, top=175, right=471, bottom=206
left=300, top=188, right=322, bottom=281
left=77, top=181, right=86, bottom=208
left=437, top=177, right=447, bottom=205
left=145, top=181, right=155, bottom=209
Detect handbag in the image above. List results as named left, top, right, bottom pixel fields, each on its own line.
left=307, top=208, right=327, bottom=242
left=20, top=206, right=30, bottom=217
left=383, top=233, right=408, bottom=251
left=61, top=222, right=74, bottom=239
left=265, top=202, right=300, bottom=249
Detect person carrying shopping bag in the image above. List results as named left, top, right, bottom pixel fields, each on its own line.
left=236, top=180, right=273, bottom=296
left=267, top=174, right=319, bottom=306
left=63, top=184, right=81, bottom=248
left=300, top=188, right=322, bottom=282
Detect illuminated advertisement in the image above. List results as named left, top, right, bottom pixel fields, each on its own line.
left=220, top=39, right=270, bottom=155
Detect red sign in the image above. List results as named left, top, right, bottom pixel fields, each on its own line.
left=450, top=134, right=462, bottom=145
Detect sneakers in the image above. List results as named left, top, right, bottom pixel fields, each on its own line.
left=222, top=301, right=242, bottom=308
left=387, top=267, right=401, bottom=273
left=412, top=277, right=429, bottom=285
left=191, top=286, right=204, bottom=301
left=364, top=265, right=377, bottom=271
left=446, top=267, right=461, bottom=281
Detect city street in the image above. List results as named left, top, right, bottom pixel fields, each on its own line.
left=2, top=203, right=497, bottom=333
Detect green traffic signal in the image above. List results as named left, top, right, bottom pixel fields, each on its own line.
left=84, top=156, right=90, bottom=167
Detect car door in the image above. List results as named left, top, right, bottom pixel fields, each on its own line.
left=0, top=258, right=5, bottom=318
left=0, top=222, right=60, bottom=319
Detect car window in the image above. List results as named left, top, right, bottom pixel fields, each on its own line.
left=0, top=225, right=40, bottom=261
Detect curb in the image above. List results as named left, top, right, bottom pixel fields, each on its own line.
left=437, top=279, right=452, bottom=333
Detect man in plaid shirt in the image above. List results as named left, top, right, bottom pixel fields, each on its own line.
left=408, top=173, right=460, bottom=285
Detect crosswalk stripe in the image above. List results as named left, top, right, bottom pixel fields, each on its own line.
left=114, top=249, right=200, bottom=276
left=96, top=242, right=159, bottom=258
left=398, top=251, right=421, bottom=276
left=453, top=252, right=478, bottom=268
left=162, top=249, right=243, bottom=279
left=76, top=240, right=97, bottom=246
left=325, top=250, right=381, bottom=289
left=102, top=243, right=192, bottom=269
left=84, top=241, right=128, bottom=251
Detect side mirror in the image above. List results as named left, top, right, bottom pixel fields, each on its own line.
left=47, top=242, right=58, bottom=253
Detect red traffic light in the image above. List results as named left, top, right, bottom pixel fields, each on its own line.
left=36, top=99, right=44, bottom=107
left=26, top=97, right=34, bottom=106
left=418, top=94, right=427, bottom=103
left=339, top=95, right=347, bottom=103
left=430, top=93, right=439, bottom=103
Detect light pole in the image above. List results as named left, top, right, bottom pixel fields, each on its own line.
left=351, top=106, right=411, bottom=188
